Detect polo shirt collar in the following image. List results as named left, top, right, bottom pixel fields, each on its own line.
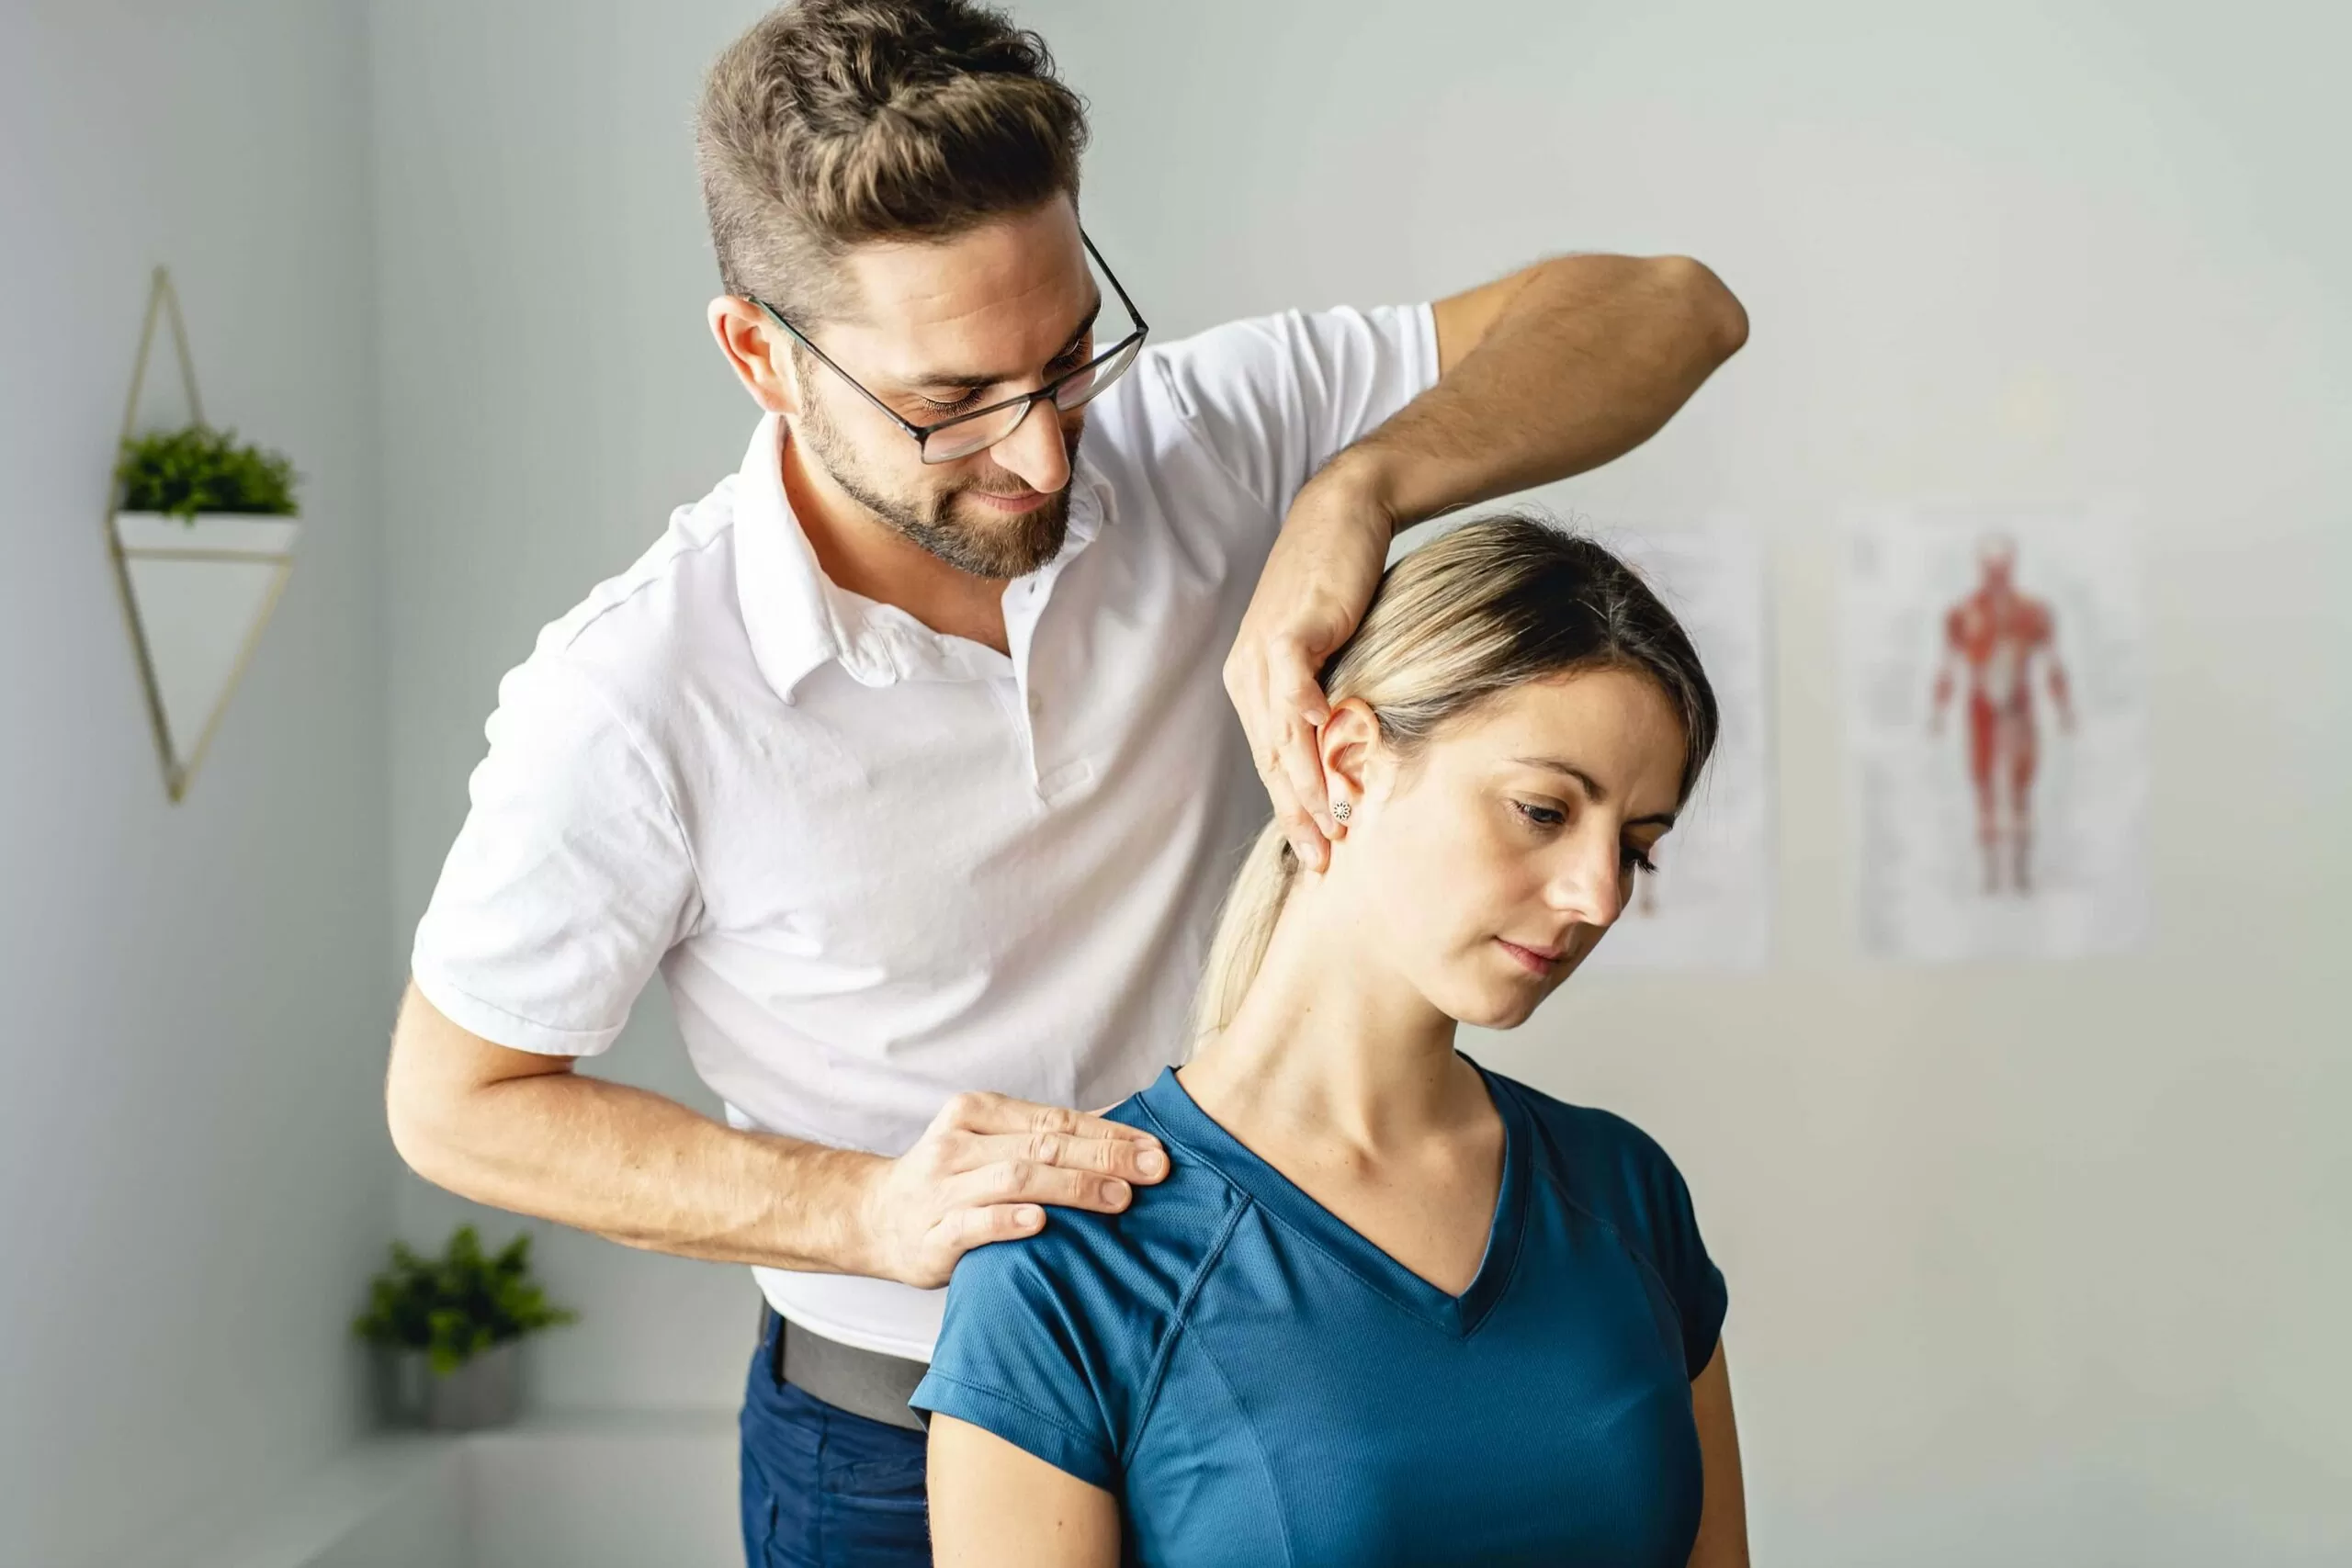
left=730, top=414, right=1112, bottom=704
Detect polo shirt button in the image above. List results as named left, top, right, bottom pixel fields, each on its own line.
left=1027, top=692, right=1044, bottom=716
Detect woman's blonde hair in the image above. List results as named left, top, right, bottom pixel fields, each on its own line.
left=1193, top=513, right=1719, bottom=1040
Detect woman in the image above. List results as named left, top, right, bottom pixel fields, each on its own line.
left=912, top=514, right=1748, bottom=1567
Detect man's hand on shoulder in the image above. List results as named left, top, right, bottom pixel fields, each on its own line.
left=860, top=1091, right=1172, bottom=1289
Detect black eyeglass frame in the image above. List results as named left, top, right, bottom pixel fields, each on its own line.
left=749, top=230, right=1149, bottom=464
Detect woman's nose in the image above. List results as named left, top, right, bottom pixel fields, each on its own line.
left=1551, top=836, right=1627, bottom=930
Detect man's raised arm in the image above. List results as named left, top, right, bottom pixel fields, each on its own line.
left=1227, top=253, right=1748, bottom=869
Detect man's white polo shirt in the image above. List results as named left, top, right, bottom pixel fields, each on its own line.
left=412, top=302, right=1437, bottom=1359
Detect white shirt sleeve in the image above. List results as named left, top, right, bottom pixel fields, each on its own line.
left=1141, top=302, right=1440, bottom=525
left=410, top=653, right=700, bottom=1056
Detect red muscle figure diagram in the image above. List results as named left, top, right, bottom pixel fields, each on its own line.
left=1928, top=536, right=2075, bottom=895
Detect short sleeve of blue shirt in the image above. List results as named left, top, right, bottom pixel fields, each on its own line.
left=905, top=1241, right=1122, bottom=1487
left=910, top=1091, right=1243, bottom=1491
left=913, top=1063, right=1729, bottom=1567
left=1566, top=1098, right=1729, bottom=1382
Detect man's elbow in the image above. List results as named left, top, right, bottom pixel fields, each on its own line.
left=1655, top=254, right=1748, bottom=363
left=384, top=1058, right=468, bottom=1193
left=381, top=1022, right=504, bottom=1200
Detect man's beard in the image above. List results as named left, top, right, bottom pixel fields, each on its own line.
left=797, top=393, right=1080, bottom=581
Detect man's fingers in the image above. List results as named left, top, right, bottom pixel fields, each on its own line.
left=1251, top=720, right=1325, bottom=867
left=1273, top=647, right=1332, bottom=729
left=1275, top=718, right=1335, bottom=843
left=949, top=1158, right=1137, bottom=1214
left=932, top=1203, right=1046, bottom=1262
left=944, top=1091, right=1160, bottom=1145
left=967, top=1130, right=1169, bottom=1184
left=1263, top=724, right=1332, bottom=872
left=1250, top=647, right=1335, bottom=863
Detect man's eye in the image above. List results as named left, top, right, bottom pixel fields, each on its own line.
left=922, top=389, right=986, bottom=414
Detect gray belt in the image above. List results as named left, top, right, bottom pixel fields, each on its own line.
left=772, top=1311, right=929, bottom=1432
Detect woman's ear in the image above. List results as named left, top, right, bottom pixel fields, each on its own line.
left=1317, top=699, right=1382, bottom=829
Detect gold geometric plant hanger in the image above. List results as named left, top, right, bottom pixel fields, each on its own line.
left=106, top=266, right=298, bottom=803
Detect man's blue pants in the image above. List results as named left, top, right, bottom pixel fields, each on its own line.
left=740, top=1307, right=932, bottom=1567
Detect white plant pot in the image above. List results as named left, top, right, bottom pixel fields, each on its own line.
left=111, top=510, right=301, bottom=557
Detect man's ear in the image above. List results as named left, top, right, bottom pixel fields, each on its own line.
left=708, top=297, right=797, bottom=416
left=1318, top=698, right=1383, bottom=817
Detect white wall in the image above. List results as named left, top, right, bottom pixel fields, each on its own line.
left=0, top=5, right=395, bottom=1566
left=368, top=0, right=781, bottom=1414
left=368, top=0, right=2350, bottom=1562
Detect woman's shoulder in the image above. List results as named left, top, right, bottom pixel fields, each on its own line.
left=1483, top=1067, right=1728, bottom=1375
left=942, top=1089, right=1251, bottom=1326
left=1483, top=1068, right=1705, bottom=1229
left=922, top=1089, right=1251, bottom=1471
left=1487, top=1067, right=1680, bottom=1157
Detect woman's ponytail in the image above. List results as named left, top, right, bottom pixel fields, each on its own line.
left=1191, top=818, right=1298, bottom=1043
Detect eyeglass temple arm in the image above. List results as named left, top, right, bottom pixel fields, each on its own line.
left=1081, top=229, right=1148, bottom=335
left=747, top=294, right=929, bottom=439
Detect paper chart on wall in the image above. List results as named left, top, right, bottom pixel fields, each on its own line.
left=1842, top=505, right=2149, bottom=962
left=1583, top=521, right=1775, bottom=974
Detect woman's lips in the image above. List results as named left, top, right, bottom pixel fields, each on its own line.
left=1496, top=938, right=1562, bottom=976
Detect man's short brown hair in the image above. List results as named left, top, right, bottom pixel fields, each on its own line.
left=697, top=0, right=1090, bottom=322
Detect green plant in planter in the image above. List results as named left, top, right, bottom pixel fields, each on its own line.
left=116, top=423, right=300, bottom=522
left=352, top=1225, right=577, bottom=1374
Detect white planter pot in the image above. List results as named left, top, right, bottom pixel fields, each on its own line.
left=107, top=511, right=301, bottom=797
left=111, top=510, right=300, bottom=557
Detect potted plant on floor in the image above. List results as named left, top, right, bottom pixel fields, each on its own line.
left=354, top=1224, right=578, bottom=1431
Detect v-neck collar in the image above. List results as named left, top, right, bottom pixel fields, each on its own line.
left=1136, top=1058, right=1532, bottom=1339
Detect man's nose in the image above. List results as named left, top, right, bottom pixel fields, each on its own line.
left=990, top=397, right=1071, bottom=495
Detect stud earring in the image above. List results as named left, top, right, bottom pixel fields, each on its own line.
left=1329, top=801, right=1352, bottom=823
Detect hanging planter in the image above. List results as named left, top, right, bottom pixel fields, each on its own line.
left=105, top=269, right=303, bottom=802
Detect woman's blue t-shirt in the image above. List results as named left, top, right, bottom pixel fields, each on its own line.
left=911, top=1061, right=1727, bottom=1567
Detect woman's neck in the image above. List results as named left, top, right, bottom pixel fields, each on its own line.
left=1181, top=879, right=1488, bottom=1155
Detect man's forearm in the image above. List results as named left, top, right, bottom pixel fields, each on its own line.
left=391, top=1056, right=882, bottom=1275
left=1340, top=254, right=1747, bottom=530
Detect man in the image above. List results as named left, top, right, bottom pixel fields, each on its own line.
left=383, top=2, right=1747, bottom=1562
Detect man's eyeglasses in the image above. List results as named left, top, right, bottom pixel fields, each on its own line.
left=750, top=231, right=1149, bottom=465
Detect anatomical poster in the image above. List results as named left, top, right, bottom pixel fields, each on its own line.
left=1585, top=521, right=1775, bottom=973
left=1842, top=506, right=2149, bottom=962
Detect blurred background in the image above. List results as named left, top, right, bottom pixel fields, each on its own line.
left=2, top=1, right=2345, bottom=1564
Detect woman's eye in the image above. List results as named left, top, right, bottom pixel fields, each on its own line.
left=1622, top=844, right=1660, bottom=876
left=1512, top=801, right=1566, bottom=830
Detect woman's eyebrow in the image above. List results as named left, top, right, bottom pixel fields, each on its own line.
left=910, top=297, right=1102, bottom=389
left=1514, top=755, right=1609, bottom=801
